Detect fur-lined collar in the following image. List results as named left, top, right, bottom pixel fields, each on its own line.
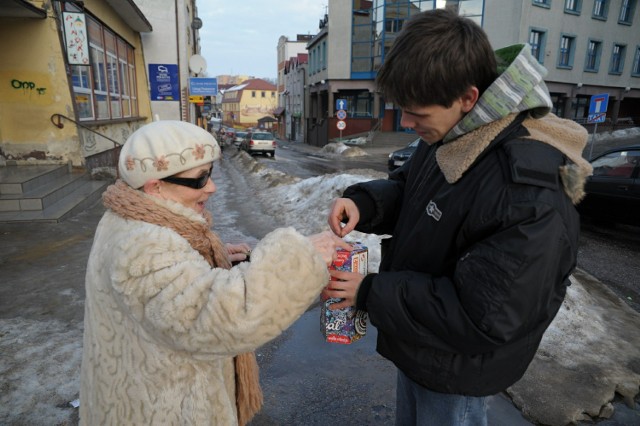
left=436, top=113, right=592, bottom=204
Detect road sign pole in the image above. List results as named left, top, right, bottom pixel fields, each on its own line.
left=588, top=122, right=598, bottom=160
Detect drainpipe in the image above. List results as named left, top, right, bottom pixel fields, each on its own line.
left=175, top=0, right=182, bottom=120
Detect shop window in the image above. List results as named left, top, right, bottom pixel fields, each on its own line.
left=65, top=9, right=138, bottom=122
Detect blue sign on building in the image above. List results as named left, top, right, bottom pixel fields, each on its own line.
left=189, top=78, right=218, bottom=96
left=336, top=98, right=347, bottom=111
left=149, top=64, right=179, bottom=101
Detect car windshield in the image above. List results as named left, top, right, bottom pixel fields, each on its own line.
left=252, top=133, right=272, bottom=140
left=236, top=132, right=248, bottom=138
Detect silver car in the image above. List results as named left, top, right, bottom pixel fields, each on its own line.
left=233, top=131, right=248, bottom=147
left=241, top=132, right=276, bottom=157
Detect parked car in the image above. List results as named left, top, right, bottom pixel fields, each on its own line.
left=388, top=138, right=420, bottom=171
left=241, top=132, right=276, bottom=157
left=233, top=131, right=248, bottom=147
left=577, top=145, right=640, bottom=226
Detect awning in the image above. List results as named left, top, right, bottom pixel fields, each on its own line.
left=0, top=0, right=47, bottom=19
left=104, top=0, right=152, bottom=32
left=272, top=107, right=285, bottom=116
left=258, top=116, right=278, bottom=123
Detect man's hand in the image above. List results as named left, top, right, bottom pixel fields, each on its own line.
left=327, top=198, right=360, bottom=237
left=321, top=269, right=364, bottom=310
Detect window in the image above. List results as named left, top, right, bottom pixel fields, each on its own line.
left=585, top=40, right=602, bottom=72
left=251, top=91, right=256, bottom=98
left=65, top=11, right=138, bottom=121
left=609, top=44, right=626, bottom=74
left=633, top=47, right=640, bottom=76
left=261, top=91, right=265, bottom=98
left=618, top=0, right=636, bottom=24
left=558, top=35, right=575, bottom=68
left=529, top=29, right=546, bottom=63
left=533, top=0, right=551, bottom=8
left=564, top=0, right=581, bottom=13
left=592, top=0, right=608, bottom=18
left=592, top=151, right=639, bottom=179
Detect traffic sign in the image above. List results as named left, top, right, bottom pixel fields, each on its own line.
left=336, top=110, right=347, bottom=120
left=336, top=120, right=346, bottom=130
left=336, top=99, right=347, bottom=111
left=588, top=113, right=606, bottom=124
left=589, top=93, right=609, bottom=114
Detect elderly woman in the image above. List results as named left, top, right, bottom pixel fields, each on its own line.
left=79, top=121, right=348, bottom=425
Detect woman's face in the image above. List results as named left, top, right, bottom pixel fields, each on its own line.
left=157, top=163, right=216, bottom=213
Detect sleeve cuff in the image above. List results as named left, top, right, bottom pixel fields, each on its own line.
left=356, top=273, right=377, bottom=311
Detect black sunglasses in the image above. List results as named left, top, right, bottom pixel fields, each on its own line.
left=161, top=166, right=213, bottom=189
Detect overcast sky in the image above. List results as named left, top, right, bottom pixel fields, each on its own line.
left=197, top=1, right=328, bottom=80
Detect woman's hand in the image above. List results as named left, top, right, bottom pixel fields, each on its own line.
left=226, top=243, right=252, bottom=263
left=307, top=231, right=352, bottom=265
left=321, top=269, right=364, bottom=310
left=327, top=198, right=360, bottom=237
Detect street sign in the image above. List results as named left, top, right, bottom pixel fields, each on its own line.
left=336, top=99, right=347, bottom=111
left=336, top=120, right=346, bottom=130
left=189, top=77, right=218, bottom=96
left=336, top=109, right=347, bottom=120
left=588, top=113, right=606, bottom=124
left=589, top=93, right=609, bottom=114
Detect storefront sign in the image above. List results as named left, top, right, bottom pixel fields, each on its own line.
left=189, top=78, right=218, bottom=96
left=62, top=12, right=90, bottom=65
left=149, top=64, right=180, bottom=101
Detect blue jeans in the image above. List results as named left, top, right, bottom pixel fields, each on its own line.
left=396, top=369, right=488, bottom=426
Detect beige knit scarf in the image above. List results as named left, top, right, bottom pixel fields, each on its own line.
left=103, top=180, right=263, bottom=425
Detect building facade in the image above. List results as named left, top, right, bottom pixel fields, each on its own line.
left=134, top=0, right=205, bottom=124
left=0, top=0, right=153, bottom=167
left=282, top=54, right=308, bottom=142
left=276, top=34, right=313, bottom=138
left=302, top=0, right=639, bottom=147
left=221, top=78, right=278, bottom=129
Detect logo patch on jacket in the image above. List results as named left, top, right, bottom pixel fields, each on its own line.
left=426, top=200, right=442, bottom=221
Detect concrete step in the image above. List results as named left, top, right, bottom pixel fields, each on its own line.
left=0, top=178, right=109, bottom=223
left=0, top=164, right=110, bottom=223
left=0, top=164, right=69, bottom=195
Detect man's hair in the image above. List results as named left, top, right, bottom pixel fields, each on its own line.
left=376, top=8, right=498, bottom=109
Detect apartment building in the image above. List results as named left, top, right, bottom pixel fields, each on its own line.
left=302, top=0, right=638, bottom=146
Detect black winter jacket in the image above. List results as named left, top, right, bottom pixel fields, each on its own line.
left=346, top=114, right=586, bottom=396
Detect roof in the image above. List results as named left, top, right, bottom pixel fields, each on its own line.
left=227, top=78, right=276, bottom=92
left=0, top=0, right=46, bottom=18
left=105, top=0, right=152, bottom=32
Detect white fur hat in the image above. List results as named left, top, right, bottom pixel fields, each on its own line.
left=118, top=120, right=221, bottom=189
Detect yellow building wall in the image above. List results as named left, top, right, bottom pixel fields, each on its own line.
left=0, top=13, right=79, bottom=165
left=237, top=90, right=277, bottom=127
left=0, top=1, right=151, bottom=166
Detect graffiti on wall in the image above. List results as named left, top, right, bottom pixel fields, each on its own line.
left=11, top=79, right=47, bottom=96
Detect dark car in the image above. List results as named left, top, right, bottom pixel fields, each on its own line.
left=577, top=145, right=640, bottom=226
left=388, top=138, right=420, bottom=171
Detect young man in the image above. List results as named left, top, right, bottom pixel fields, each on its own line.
left=324, top=8, right=592, bottom=425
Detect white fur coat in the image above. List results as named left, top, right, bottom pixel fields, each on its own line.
left=79, top=204, right=328, bottom=425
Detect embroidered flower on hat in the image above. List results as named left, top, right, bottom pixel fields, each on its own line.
left=193, top=144, right=206, bottom=160
left=153, top=156, right=170, bottom=172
